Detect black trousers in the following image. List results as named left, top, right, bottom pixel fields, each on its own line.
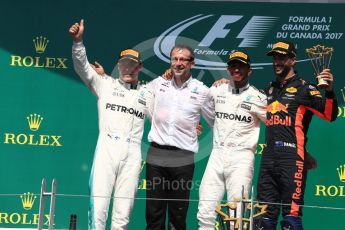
left=145, top=143, right=195, bottom=230
left=257, top=150, right=307, bottom=220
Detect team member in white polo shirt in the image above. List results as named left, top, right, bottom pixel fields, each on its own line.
left=145, top=44, right=214, bottom=230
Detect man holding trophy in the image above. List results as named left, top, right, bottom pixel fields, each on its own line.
left=256, top=41, right=338, bottom=230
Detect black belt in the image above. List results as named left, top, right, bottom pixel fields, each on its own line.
left=150, top=142, right=180, bottom=151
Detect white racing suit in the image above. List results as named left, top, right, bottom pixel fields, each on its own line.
left=72, top=42, right=152, bottom=230
left=197, top=84, right=266, bottom=229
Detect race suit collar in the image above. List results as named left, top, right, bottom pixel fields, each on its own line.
left=118, top=78, right=139, bottom=90
left=274, top=73, right=300, bottom=88
left=229, top=83, right=250, bottom=94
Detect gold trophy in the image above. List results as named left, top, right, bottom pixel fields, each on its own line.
left=216, top=194, right=267, bottom=230
left=305, top=45, right=334, bottom=89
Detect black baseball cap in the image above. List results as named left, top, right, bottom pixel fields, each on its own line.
left=118, top=49, right=142, bottom=63
left=227, top=51, right=251, bottom=66
left=266, top=41, right=297, bottom=57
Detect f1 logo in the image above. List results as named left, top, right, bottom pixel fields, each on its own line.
left=199, top=15, right=243, bottom=47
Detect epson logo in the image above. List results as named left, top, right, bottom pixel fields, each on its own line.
left=154, top=14, right=277, bottom=70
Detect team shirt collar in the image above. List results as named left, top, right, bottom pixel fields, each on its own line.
left=229, top=83, right=250, bottom=94
left=118, top=78, right=139, bottom=90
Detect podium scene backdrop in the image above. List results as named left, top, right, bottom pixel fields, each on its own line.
left=1, top=0, right=344, bottom=229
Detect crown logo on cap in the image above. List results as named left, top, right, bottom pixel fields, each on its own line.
left=337, top=164, right=345, bottom=182
left=20, top=192, right=37, bottom=210
left=27, top=114, right=43, bottom=131
left=33, top=36, right=49, bottom=53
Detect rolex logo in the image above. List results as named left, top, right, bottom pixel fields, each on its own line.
left=3, top=113, right=62, bottom=147
left=0, top=192, right=50, bottom=226
left=337, top=164, right=345, bottom=182
left=27, top=114, right=43, bottom=131
left=33, top=36, right=49, bottom=53
left=20, top=192, right=37, bottom=210
left=10, top=35, right=68, bottom=69
left=314, top=163, right=345, bottom=197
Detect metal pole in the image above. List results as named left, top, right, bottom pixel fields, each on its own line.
left=37, top=178, right=57, bottom=230
left=249, top=186, right=254, bottom=230
left=38, top=178, right=46, bottom=230
left=239, top=186, right=244, bottom=230
left=48, top=179, right=57, bottom=230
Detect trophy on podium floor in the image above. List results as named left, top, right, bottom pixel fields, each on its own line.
left=305, top=45, right=334, bottom=89
left=216, top=188, right=267, bottom=230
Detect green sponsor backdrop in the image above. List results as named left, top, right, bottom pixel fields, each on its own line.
left=1, top=0, right=344, bottom=229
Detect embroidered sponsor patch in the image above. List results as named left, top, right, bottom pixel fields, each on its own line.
left=310, top=90, right=321, bottom=96
left=275, top=141, right=296, bottom=148
left=161, top=83, right=170, bottom=87
left=138, top=99, right=146, bottom=105
left=286, top=87, right=297, bottom=93
left=191, top=87, right=199, bottom=94
left=245, top=95, right=252, bottom=102
left=282, top=97, right=295, bottom=100
left=112, top=92, right=125, bottom=97
left=285, top=93, right=295, bottom=97
left=241, top=103, right=251, bottom=110
left=216, top=99, right=225, bottom=104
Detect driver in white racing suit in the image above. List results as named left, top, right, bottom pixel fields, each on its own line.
left=197, top=51, right=267, bottom=229
left=70, top=19, right=152, bottom=230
